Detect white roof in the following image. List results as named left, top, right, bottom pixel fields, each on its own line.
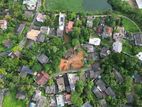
left=136, top=52, right=142, bottom=61
left=59, top=13, right=65, bottom=31
left=89, top=38, right=101, bottom=46
left=56, top=94, right=64, bottom=107
left=136, top=0, right=142, bottom=9
left=113, top=41, right=122, bottom=53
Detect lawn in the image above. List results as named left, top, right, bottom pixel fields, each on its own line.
left=3, top=92, right=26, bottom=107
left=122, top=18, right=140, bottom=33
left=46, top=0, right=111, bottom=12
left=47, top=0, right=83, bottom=12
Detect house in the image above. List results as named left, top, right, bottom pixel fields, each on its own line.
left=100, top=47, right=110, bottom=58
left=3, top=39, right=12, bottom=48
left=23, top=0, right=37, bottom=10
left=0, top=90, right=5, bottom=107
left=93, top=87, right=104, bottom=99
left=20, top=66, right=33, bottom=77
left=63, top=74, right=71, bottom=92
left=32, top=90, right=41, bottom=102
left=132, top=73, right=142, bottom=83
left=96, top=26, right=103, bottom=34
left=27, top=29, right=40, bottom=41
left=126, top=93, right=134, bottom=104
left=16, top=91, right=26, bottom=100
left=49, top=96, right=57, bottom=107
left=49, top=28, right=56, bottom=36
left=85, top=70, right=101, bottom=80
left=89, top=38, right=101, bottom=46
left=8, top=51, right=21, bottom=58
left=113, top=27, right=125, bottom=41
left=59, top=12, right=65, bottom=31
left=113, top=69, right=124, bottom=83
left=57, top=28, right=64, bottom=37
left=56, top=76, right=65, bottom=92
left=36, top=72, right=49, bottom=85
left=17, top=23, right=26, bottom=35
left=86, top=16, right=94, bottom=28
left=105, top=87, right=116, bottom=98
left=136, top=52, right=142, bottom=61
left=113, top=33, right=123, bottom=41
left=95, top=79, right=106, bottom=91
left=92, top=63, right=101, bottom=72
left=29, top=102, right=36, bottom=107
left=82, top=102, right=93, bottom=107
left=113, top=41, right=122, bottom=53
left=56, top=94, right=65, bottom=107
left=0, top=20, right=7, bottom=30
left=136, top=0, right=142, bottom=9
left=88, top=52, right=100, bottom=61
left=36, top=13, right=46, bottom=23
left=45, top=85, right=57, bottom=94
left=133, top=33, right=142, bottom=46
left=99, top=99, right=107, bottom=107
left=36, top=33, right=45, bottom=42
left=40, top=26, right=50, bottom=35
left=83, top=44, right=94, bottom=53
left=67, top=73, right=79, bottom=91
left=65, top=21, right=74, bottom=33
left=37, top=54, right=49, bottom=64
left=24, top=11, right=34, bottom=18
left=102, top=26, right=113, bottom=38
left=36, top=96, right=47, bottom=107
left=64, top=93, right=72, bottom=105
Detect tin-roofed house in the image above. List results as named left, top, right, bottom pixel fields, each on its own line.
left=20, top=66, right=33, bottom=78
left=16, top=23, right=26, bottom=35
left=82, top=102, right=93, bottom=107
left=56, top=94, right=65, bottom=107
left=133, top=33, right=142, bottom=46
left=105, top=87, right=116, bottom=98
left=67, top=73, right=79, bottom=91
left=56, top=76, right=65, bottom=92
left=37, top=54, right=49, bottom=64
left=93, top=87, right=104, bottom=99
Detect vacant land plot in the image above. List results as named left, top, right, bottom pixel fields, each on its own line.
left=3, top=92, right=26, bottom=107
left=46, top=0, right=112, bottom=12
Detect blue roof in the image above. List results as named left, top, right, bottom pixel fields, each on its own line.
left=21, top=66, right=33, bottom=74
left=29, top=102, right=36, bottom=107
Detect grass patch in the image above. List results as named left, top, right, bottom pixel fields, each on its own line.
left=46, top=0, right=111, bottom=12
left=3, top=92, right=26, bottom=107
left=122, top=18, right=140, bottom=33
left=47, top=0, right=83, bottom=12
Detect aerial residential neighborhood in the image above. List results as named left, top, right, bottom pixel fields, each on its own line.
left=0, top=0, right=142, bottom=107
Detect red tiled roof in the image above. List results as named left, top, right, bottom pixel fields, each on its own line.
left=106, top=26, right=112, bottom=34
left=36, top=72, right=49, bottom=85
left=65, top=21, right=74, bottom=33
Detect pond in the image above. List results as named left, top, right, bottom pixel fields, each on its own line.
left=83, top=0, right=112, bottom=11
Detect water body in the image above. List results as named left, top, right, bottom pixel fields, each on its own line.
left=83, top=0, right=112, bottom=11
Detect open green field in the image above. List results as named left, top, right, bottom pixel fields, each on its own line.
left=46, top=0, right=112, bottom=12
left=3, top=92, right=26, bottom=107
left=122, top=18, right=140, bottom=33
